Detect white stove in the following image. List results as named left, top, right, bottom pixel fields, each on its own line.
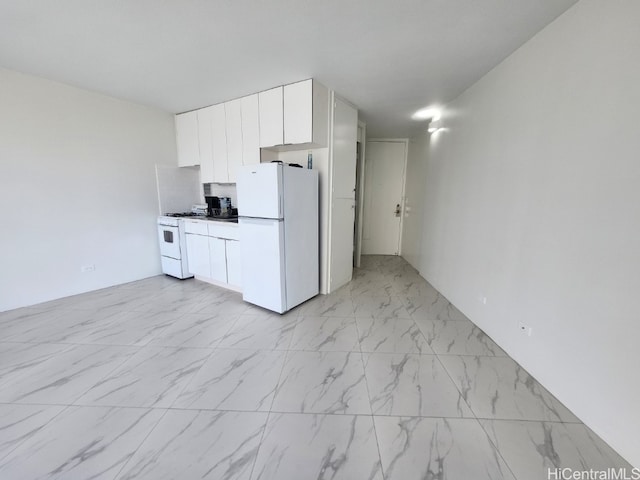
left=157, top=214, right=194, bottom=279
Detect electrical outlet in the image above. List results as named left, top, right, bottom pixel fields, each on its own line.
left=80, top=264, right=95, bottom=273
left=518, top=321, right=533, bottom=337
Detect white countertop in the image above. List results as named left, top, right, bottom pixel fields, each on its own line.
left=182, top=217, right=239, bottom=226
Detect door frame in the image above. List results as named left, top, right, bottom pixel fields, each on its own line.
left=354, top=120, right=367, bottom=268
left=363, top=138, right=409, bottom=256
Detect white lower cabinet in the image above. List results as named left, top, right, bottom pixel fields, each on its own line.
left=185, top=233, right=210, bottom=277
left=209, top=237, right=228, bottom=283
left=225, top=240, right=242, bottom=287
left=184, top=220, right=241, bottom=290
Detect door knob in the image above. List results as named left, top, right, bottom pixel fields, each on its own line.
left=394, top=204, right=401, bottom=217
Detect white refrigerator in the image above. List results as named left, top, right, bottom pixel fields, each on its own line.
left=237, top=162, right=319, bottom=313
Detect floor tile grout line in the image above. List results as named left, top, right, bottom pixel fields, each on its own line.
left=354, top=316, right=387, bottom=480
left=474, top=416, right=522, bottom=480
left=434, top=349, right=580, bottom=422
left=0, top=343, right=141, bottom=408
left=0, top=403, right=72, bottom=465
left=431, top=349, right=478, bottom=419
left=247, top=410, right=273, bottom=480
left=164, top=342, right=223, bottom=411
left=265, top=330, right=298, bottom=414
left=0, top=339, right=220, bottom=349
left=67, top=344, right=154, bottom=408
left=109, top=407, right=173, bottom=480
left=2, top=309, right=248, bottom=350
left=436, top=344, right=534, bottom=479
left=431, top=350, right=521, bottom=480
left=246, top=318, right=298, bottom=480
left=0, top=399, right=589, bottom=422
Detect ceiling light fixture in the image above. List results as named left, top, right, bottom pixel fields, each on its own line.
left=412, top=106, right=441, bottom=121
left=428, top=119, right=443, bottom=133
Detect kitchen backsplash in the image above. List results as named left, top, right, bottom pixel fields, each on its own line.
left=204, top=183, right=237, bottom=206
left=155, top=165, right=201, bottom=214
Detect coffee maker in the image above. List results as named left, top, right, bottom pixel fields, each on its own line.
left=219, top=197, right=232, bottom=216
left=205, top=196, right=233, bottom=217
left=205, top=196, right=220, bottom=217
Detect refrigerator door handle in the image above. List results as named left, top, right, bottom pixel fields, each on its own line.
left=239, top=216, right=284, bottom=222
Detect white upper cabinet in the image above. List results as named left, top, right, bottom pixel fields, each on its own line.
left=260, top=79, right=329, bottom=149
left=211, top=103, right=228, bottom=183
left=175, top=111, right=200, bottom=167
left=284, top=80, right=313, bottom=144
left=258, top=86, right=284, bottom=148
left=197, top=106, right=214, bottom=183
left=225, top=99, right=243, bottom=183
left=191, top=95, right=261, bottom=183
left=241, top=94, right=260, bottom=167
left=284, top=79, right=329, bottom=147
left=176, top=79, right=329, bottom=176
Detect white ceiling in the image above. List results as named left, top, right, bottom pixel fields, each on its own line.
left=0, top=0, right=576, bottom=137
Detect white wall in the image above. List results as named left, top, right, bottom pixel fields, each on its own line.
left=401, top=132, right=428, bottom=269
left=412, top=0, right=640, bottom=466
left=0, top=68, right=177, bottom=311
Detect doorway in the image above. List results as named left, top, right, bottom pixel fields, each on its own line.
left=362, top=140, right=408, bottom=255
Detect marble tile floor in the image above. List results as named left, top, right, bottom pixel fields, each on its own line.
left=0, top=255, right=631, bottom=479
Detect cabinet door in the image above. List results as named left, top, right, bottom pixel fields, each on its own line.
left=225, top=240, right=242, bottom=287
left=284, top=79, right=313, bottom=144
left=258, top=86, right=284, bottom=147
left=208, top=237, right=228, bottom=283
left=241, top=94, right=260, bottom=167
left=175, top=111, right=200, bottom=167
left=197, top=107, right=215, bottom=183
left=185, top=233, right=210, bottom=277
left=331, top=97, right=358, bottom=198
left=211, top=103, right=228, bottom=182
left=225, top=99, right=243, bottom=183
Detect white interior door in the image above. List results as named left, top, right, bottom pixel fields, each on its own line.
left=329, top=96, right=358, bottom=292
left=362, top=141, right=406, bottom=255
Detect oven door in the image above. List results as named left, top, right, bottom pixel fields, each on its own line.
left=158, top=225, right=181, bottom=259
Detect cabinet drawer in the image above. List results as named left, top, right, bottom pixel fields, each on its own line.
left=184, top=220, right=209, bottom=235
left=208, top=223, right=239, bottom=240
